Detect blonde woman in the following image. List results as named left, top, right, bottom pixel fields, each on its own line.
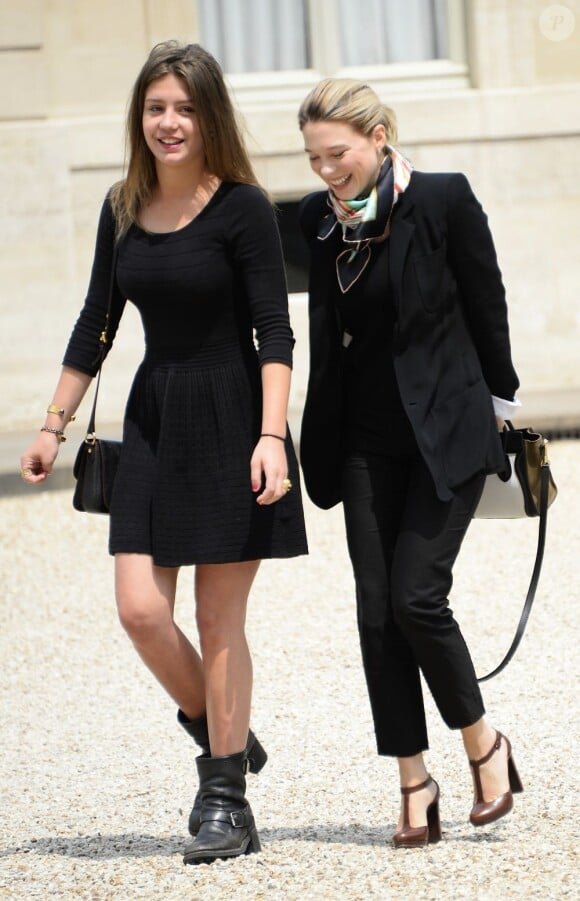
left=20, top=41, right=307, bottom=865
left=298, top=79, right=522, bottom=847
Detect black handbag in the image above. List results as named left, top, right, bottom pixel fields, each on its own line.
left=72, top=246, right=122, bottom=514
left=72, top=435, right=121, bottom=514
left=474, top=421, right=557, bottom=681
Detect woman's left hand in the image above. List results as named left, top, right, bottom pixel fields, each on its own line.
left=250, top=436, right=288, bottom=505
left=496, top=416, right=506, bottom=431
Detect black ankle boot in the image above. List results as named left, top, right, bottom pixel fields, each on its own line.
left=182, top=751, right=261, bottom=865
left=177, top=710, right=267, bottom=835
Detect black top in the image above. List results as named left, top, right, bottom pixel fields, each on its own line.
left=63, top=182, right=294, bottom=375
left=334, top=237, right=413, bottom=455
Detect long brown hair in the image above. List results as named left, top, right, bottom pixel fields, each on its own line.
left=110, top=41, right=261, bottom=236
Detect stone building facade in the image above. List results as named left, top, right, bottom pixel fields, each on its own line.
left=1, top=0, right=579, bottom=431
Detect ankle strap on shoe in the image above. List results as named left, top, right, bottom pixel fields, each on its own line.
left=469, top=731, right=502, bottom=769
left=400, top=775, right=433, bottom=796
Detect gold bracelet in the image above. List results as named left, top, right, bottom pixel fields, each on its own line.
left=46, top=404, right=75, bottom=421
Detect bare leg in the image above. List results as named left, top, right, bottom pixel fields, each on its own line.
left=462, top=716, right=510, bottom=802
left=115, top=553, right=205, bottom=719
left=396, top=753, right=438, bottom=829
left=195, top=560, right=260, bottom=757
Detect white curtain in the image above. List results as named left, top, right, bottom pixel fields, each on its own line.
left=199, top=0, right=309, bottom=73
left=199, top=0, right=448, bottom=74
left=337, top=0, right=449, bottom=66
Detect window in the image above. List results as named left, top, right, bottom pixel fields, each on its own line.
left=337, top=0, right=448, bottom=67
left=198, top=0, right=462, bottom=76
left=199, top=0, right=310, bottom=73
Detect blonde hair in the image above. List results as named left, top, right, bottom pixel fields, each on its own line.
left=298, top=78, right=397, bottom=147
left=110, top=40, right=261, bottom=237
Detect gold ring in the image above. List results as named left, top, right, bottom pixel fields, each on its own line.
left=282, top=478, right=292, bottom=492
left=20, top=468, right=31, bottom=479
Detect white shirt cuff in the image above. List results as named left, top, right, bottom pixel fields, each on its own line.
left=492, top=394, right=522, bottom=420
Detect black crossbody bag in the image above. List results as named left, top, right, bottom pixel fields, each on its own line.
left=72, top=246, right=122, bottom=514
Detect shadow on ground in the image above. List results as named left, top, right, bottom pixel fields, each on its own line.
left=1, top=822, right=505, bottom=859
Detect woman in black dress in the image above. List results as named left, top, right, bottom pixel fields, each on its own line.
left=20, top=41, right=307, bottom=865
left=298, top=78, right=522, bottom=847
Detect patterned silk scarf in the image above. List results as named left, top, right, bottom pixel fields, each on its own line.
left=318, top=145, right=413, bottom=293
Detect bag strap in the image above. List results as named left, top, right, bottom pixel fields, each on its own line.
left=84, top=244, right=118, bottom=443
left=477, top=459, right=551, bottom=682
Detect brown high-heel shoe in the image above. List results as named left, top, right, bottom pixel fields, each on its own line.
left=469, top=730, right=523, bottom=827
left=393, top=775, right=441, bottom=849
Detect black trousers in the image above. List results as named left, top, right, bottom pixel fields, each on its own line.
left=342, top=447, right=486, bottom=757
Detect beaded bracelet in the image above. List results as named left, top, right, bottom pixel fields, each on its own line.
left=40, top=426, right=66, bottom=443
left=260, top=433, right=286, bottom=442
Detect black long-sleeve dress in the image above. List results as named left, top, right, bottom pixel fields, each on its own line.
left=64, top=181, right=308, bottom=566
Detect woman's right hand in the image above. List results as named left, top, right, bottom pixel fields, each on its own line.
left=19, top=367, right=92, bottom=484
left=20, top=432, right=62, bottom=484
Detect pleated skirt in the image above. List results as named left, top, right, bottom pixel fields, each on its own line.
left=108, top=340, right=308, bottom=566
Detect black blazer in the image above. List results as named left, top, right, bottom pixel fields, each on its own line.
left=299, top=171, right=519, bottom=509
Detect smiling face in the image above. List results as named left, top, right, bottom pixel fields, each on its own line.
left=142, top=73, right=206, bottom=172
left=302, top=119, right=387, bottom=200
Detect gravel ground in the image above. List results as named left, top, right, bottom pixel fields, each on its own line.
left=1, top=441, right=578, bottom=900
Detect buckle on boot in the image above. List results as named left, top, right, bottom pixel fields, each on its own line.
left=229, top=810, right=247, bottom=828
